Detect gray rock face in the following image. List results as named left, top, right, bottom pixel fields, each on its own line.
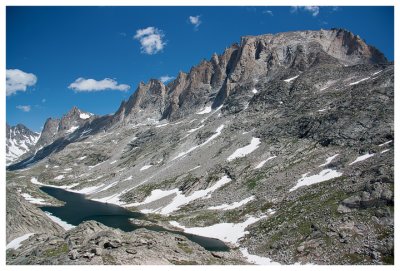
left=34, top=118, right=60, bottom=150
left=118, top=28, right=387, bottom=124
left=34, top=106, right=94, bottom=151
left=6, top=187, right=64, bottom=243
left=115, top=79, right=167, bottom=124
left=6, top=123, right=40, bottom=165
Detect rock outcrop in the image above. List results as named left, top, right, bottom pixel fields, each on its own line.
left=7, top=220, right=246, bottom=265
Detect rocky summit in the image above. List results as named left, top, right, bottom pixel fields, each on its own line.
left=6, top=29, right=394, bottom=265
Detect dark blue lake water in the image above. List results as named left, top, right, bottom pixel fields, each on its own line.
left=40, top=186, right=229, bottom=252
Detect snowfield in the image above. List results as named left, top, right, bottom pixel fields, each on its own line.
left=169, top=213, right=271, bottom=245
left=289, top=169, right=343, bottom=192
left=131, top=175, right=232, bottom=214
left=227, top=137, right=261, bottom=162
left=6, top=233, right=34, bottom=250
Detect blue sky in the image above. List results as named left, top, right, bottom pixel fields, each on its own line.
left=6, top=6, right=394, bottom=132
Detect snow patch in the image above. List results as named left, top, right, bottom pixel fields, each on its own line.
left=79, top=113, right=91, bottom=119
left=196, top=106, right=212, bottom=115
left=155, top=123, right=169, bottom=128
left=21, top=193, right=48, bottom=205
left=140, top=165, right=153, bottom=171
left=208, top=196, right=255, bottom=210
left=251, top=88, right=258, bottom=94
left=78, top=156, right=87, bottom=161
left=187, top=125, right=204, bottom=134
left=349, top=153, right=375, bottom=165
left=379, top=140, right=392, bottom=147
left=136, top=175, right=232, bottom=214
left=73, top=184, right=104, bottom=194
left=89, top=161, right=105, bottom=169
left=372, top=70, right=382, bottom=76
left=54, top=175, right=65, bottom=180
left=349, top=77, right=370, bottom=86
left=170, top=214, right=268, bottom=245
left=227, top=137, right=261, bottom=162
left=188, top=165, right=201, bottom=172
left=30, top=177, right=79, bottom=190
left=254, top=156, right=276, bottom=169
left=110, top=160, right=118, bottom=165
left=126, top=188, right=179, bottom=207
left=290, top=169, right=343, bottom=192
left=65, top=126, right=79, bottom=134
left=381, top=149, right=390, bottom=154
left=318, top=154, right=339, bottom=167
left=172, top=125, right=224, bottom=161
left=6, top=233, right=34, bottom=250
left=44, top=211, right=75, bottom=230
left=283, top=75, right=299, bottom=83
left=240, top=248, right=280, bottom=265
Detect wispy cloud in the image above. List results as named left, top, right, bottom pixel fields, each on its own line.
left=6, top=69, right=37, bottom=96
left=189, top=15, right=202, bottom=30
left=160, top=75, right=174, bottom=83
left=68, top=78, right=130, bottom=92
left=262, top=10, right=274, bottom=16
left=42, top=98, right=46, bottom=103
left=134, top=27, right=166, bottom=55
left=290, top=6, right=320, bottom=17
left=16, top=105, right=31, bottom=112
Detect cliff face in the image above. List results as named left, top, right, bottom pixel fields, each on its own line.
left=33, top=107, right=94, bottom=153
left=118, top=28, right=387, bottom=123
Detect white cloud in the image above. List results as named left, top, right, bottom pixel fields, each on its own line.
left=159, top=75, right=174, bottom=83
left=16, top=105, right=31, bottom=112
left=189, top=15, right=202, bottom=30
left=262, top=10, right=273, bottom=16
left=68, top=78, right=130, bottom=92
left=290, top=6, right=320, bottom=17
left=6, top=69, right=37, bottom=96
left=134, top=27, right=166, bottom=55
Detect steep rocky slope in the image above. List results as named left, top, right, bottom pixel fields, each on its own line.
left=6, top=29, right=393, bottom=265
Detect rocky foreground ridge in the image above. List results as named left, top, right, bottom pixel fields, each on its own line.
left=6, top=28, right=393, bottom=265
